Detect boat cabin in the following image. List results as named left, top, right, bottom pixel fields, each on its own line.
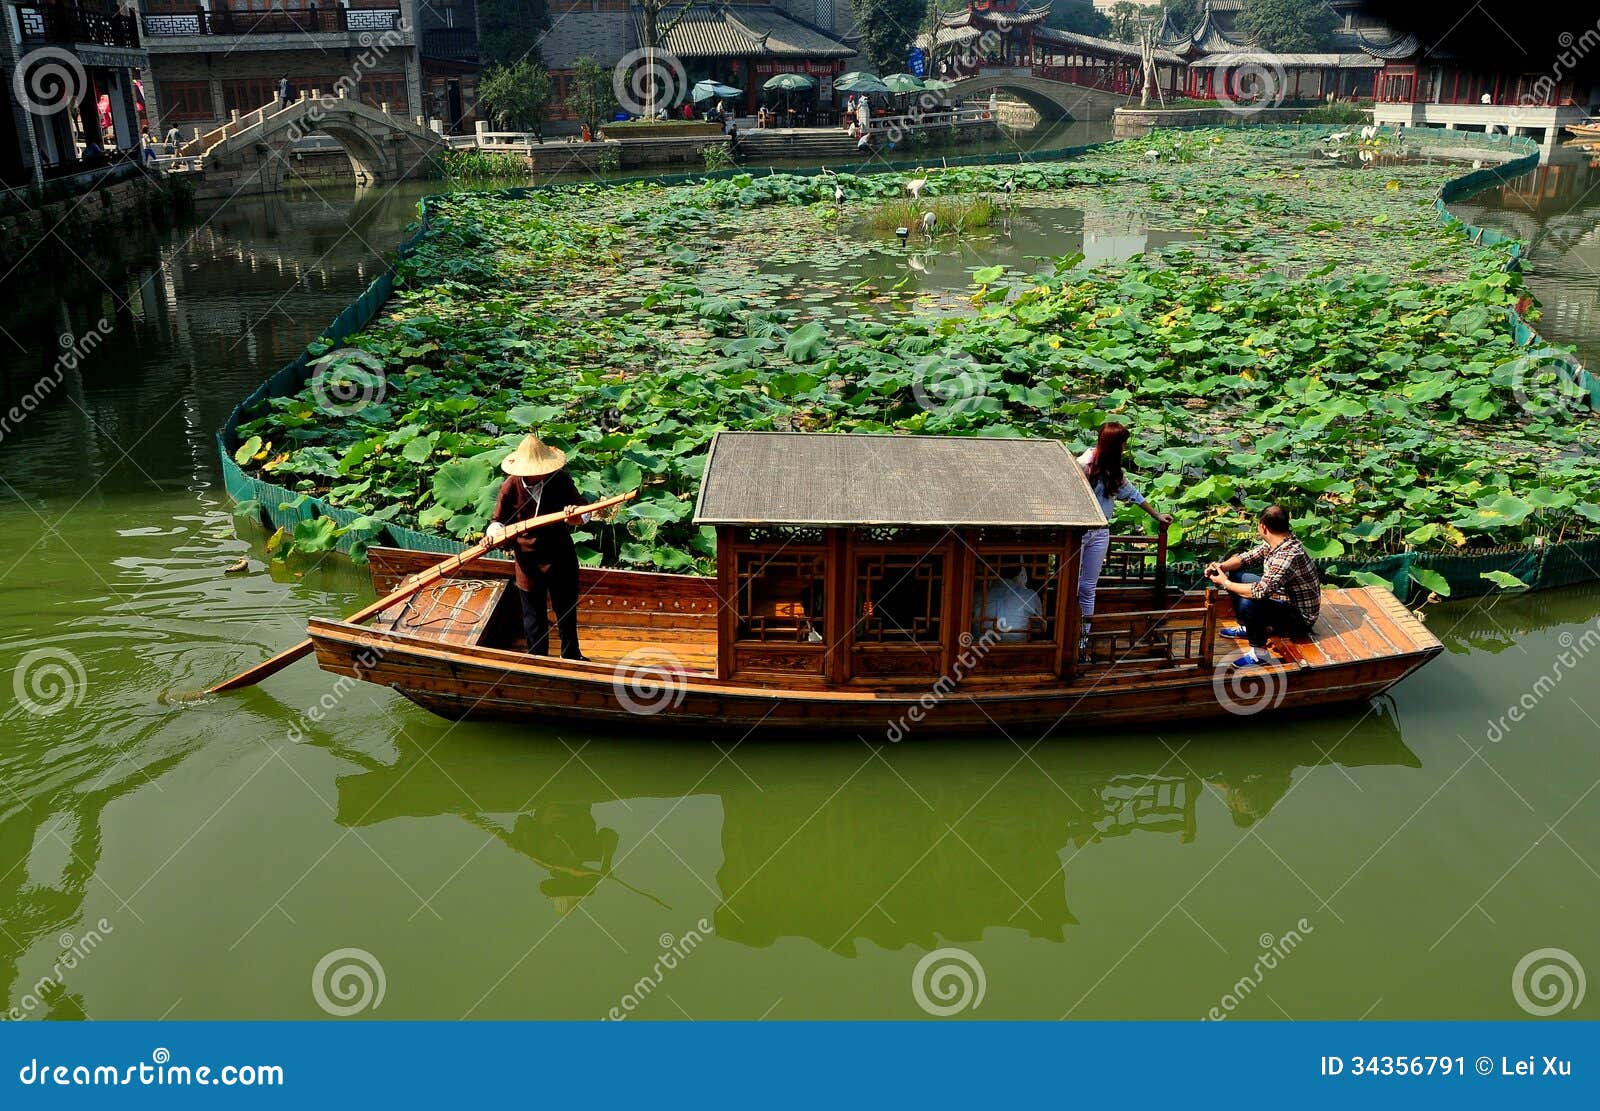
left=695, top=431, right=1132, bottom=686
left=329, top=431, right=1442, bottom=732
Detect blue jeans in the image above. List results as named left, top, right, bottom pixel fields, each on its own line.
left=1233, top=573, right=1307, bottom=650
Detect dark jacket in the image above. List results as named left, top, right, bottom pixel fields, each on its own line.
left=491, top=471, right=582, bottom=587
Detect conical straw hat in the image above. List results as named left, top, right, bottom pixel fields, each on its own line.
left=501, top=435, right=567, bottom=477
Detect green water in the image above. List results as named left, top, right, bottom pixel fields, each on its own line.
left=1, top=155, right=1598, bottom=1022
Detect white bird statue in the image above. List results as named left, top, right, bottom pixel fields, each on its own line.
left=1144, top=148, right=1161, bottom=162
left=1325, top=131, right=1351, bottom=143
left=1000, top=176, right=1016, bottom=204
left=906, top=167, right=929, bottom=200
left=1359, top=124, right=1377, bottom=140
left=921, top=210, right=937, bottom=238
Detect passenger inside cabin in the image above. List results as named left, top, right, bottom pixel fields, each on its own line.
left=1205, top=505, right=1322, bottom=669
left=972, top=566, right=1042, bottom=643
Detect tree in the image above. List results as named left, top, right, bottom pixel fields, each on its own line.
left=853, top=0, right=928, bottom=76
left=569, top=57, right=617, bottom=135
left=476, top=61, right=554, bottom=140
left=1047, top=0, right=1111, bottom=36
left=1160, top=0, right=1200, bottom=36
left=634, top=1, right=694, bottom=118
left=476, top=0, right=552, bottom=68
left=1105, top=1, right=1152, bottom=42
left=1239, top=0, right=1339, bottom=52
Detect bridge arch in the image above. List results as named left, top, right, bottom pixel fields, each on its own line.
left=197, top=96, right=444, bottom=192
left=947, top=73, right=1130, bottom=122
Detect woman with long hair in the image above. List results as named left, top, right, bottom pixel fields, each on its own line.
left=1077, top=421, right=1172, bottom=658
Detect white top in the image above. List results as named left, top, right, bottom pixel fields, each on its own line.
left=1078, top=448, right=1146, bottom=525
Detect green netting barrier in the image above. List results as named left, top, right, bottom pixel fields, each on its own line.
left=218, top=126, right=1600, bottom=597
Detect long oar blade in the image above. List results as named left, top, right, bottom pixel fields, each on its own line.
left=205, top=491, right=635, bottom=695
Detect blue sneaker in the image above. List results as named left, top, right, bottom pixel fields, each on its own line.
left=1220, top=625, right=1249, bottom=638
left=1232, top=652, right=1273, bottom=669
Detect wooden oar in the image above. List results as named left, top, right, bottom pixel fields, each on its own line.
left=206, top=491, right=636, bottom=694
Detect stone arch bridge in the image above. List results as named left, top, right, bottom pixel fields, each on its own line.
left=947, top=71, right=1132, bottom=121
left=181, top=95, right=447, bottom=194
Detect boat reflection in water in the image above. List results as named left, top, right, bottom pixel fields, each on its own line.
left=331, top=702, right=1419, bottom=954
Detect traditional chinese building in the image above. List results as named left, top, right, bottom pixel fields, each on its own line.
left=1369, top=38, right=1597, bottom=150
left=1155, top=0, right=1394, bottom=103
left=1, top=0, right=149, bottom=186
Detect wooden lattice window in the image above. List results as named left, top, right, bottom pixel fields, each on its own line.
left=970, top=552, right=1059, bottom=643
left=854, top=553, right=945, bottom=644
left=735, top=551, right=827, bottom=642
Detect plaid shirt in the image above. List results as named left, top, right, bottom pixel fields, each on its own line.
left=1239, top=535, right=1322, bottom=626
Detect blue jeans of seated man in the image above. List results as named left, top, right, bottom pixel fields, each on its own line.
left=1233, top=572, right=1307, bottom=651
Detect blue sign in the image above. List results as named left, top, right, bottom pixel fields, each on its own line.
left=907, top=47, right=926, bottom=78
left=2, top=1022, right=1597, bottom=1106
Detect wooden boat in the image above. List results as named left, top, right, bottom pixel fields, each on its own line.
left=1566, top=121, right=1600, bottom=140
left=308, top=432, right=1442, bottom=735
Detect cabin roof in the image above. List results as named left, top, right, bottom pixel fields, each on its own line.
left=692, top=432, right=1107, bottom=528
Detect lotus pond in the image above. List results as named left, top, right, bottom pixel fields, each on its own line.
left=235, top=128, right=1600, bottom=584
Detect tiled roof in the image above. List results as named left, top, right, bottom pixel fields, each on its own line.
left=1034, top=26, right=1185, bottom=66
left=653, top=5, right=855, bottom=60
left=937, top=4, right=1051, bottom=30
left=1200, top=51, right=1384, bottom=69
left=1352, top=31, right=1422, bottom=60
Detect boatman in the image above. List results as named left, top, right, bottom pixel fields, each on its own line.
left=485, top=435, right=589, bottom=661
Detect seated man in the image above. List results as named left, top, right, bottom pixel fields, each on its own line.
left=1204, top=505, right=1321, bottom=668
